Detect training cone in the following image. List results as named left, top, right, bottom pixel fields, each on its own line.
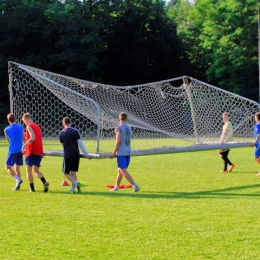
left=61, top=180, right=70, bottom=186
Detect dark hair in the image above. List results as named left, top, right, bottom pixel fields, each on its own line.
left=62, top=117, right=71, bottom=125
left=119, top=112, right=127, bottom=121
left=255, top=112, right=260, bottom=121
left=7, top=113, right=16, bottom=123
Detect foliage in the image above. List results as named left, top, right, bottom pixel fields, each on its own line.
left=171, top=0, right=258, bottom=99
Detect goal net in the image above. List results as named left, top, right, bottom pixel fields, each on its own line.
left=8, top=61, right=259, bottom=157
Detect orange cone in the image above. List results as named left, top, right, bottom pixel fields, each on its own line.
left=61, top=180, right=70, bottom=186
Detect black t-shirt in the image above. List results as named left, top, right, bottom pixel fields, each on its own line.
left=59, top=127, right=80, bottom=159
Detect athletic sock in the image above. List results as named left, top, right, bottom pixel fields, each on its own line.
left=30, top=183, right=35, bottom=191
left=40, top=177, right=46, bottom=185
left=14, top=175, right=21, bottom=182
left=73, top=180, right=79, bottom=186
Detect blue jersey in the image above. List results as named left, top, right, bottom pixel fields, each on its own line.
left=254, top=122, right=260, bottom=146
left=59, top=127, right=81, bottom=159
left=117, top=123, right=132, bottom=156
left=4, top=123, right=24, bottom=154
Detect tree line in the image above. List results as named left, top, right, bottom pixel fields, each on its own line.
left=0, top=0, right=258, bottom=130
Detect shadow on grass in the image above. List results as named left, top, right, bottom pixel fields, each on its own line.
left=52, top=183, right=260, bottom=199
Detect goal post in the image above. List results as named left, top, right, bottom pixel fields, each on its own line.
left=8, top=61, right=259, bottom=157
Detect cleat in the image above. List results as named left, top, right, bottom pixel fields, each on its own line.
left=43, top=182, right=49, bottom=193
left=133, top=185, right=140, bottom=192
left=76, top=183, right=85, bottom=193
left=28, top=189, right=35, bottom=192
left=221, top=170, right=228, bottom=173
left=110, top=187, right=118, bottom=191
left=67, top=190, right=75, bottom=194
left=228, top=164, right=235, bottom=173
left=12, top=179, right=23, bottom=190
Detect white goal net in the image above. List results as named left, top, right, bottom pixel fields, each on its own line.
left=8, top=61, right=259, bottom=156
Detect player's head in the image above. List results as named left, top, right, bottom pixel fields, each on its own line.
left=62, top=117, right=72, bottom=127
left=7, top=113, right=16, bottom=124
left=119, top=112, right=127, bottom=122
left=22, top=113, right=33, bottom=125
left=222, top=112, right=229, bottom=122
left=255, top=112, right=260, bottom=123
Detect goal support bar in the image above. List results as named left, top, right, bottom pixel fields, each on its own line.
left=44, top=142, right=253, bottom=158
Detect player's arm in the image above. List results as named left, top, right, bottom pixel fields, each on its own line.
left=252, top=133, right=260, bottom=147
left=23, top=129, right=26, bottom=143
left=111, top=127, right=121, bottom=158
left=77, top=139, right=91, bottom=159
left=59, top=132, right=63, bottom=143
left=4, top=129, right=10, bottom=144
left=22, top=126, right=35, bottom=153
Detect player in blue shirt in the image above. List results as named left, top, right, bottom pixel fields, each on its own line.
left=4, top=113, right=24, bottom=190
left=110, top=112, right=140, bottom=192
left=252, top=112, right=260, bottom=176
left=59, top=117, right=91, bottom=194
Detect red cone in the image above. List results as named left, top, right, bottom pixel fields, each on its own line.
left=61, top=180, right=70, bottom=186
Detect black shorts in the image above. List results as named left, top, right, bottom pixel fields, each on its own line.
left=62, top=156, right=80, bottom=174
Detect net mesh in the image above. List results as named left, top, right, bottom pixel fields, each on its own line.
left=8, top=61, right=259, bottom=155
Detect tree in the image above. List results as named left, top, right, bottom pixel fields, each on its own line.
left=173, top=0, right=258, bottom=100
left=101, top=0, right=181, bottom=85
left=0, top=0, right=55, bottom=128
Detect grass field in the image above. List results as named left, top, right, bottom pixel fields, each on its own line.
left=1, top=139, right=260, bottom=259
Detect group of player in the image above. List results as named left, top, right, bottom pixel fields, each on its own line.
left=4, top=110, right=260, bottom=193
left=4, top=112, right=140, bottom=193
left=219, top=111, right=260, bottom=175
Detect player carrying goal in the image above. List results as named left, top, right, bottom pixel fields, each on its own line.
left=59, top=117, right=92, bottom=194
left=22, top=113, right=50, bottom=192
left=110, top=112, right=140, bottom=192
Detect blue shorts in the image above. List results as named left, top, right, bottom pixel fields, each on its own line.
left=117, top=156, right=130, bottom=169
left=255, top=146, right=260, bottom=157
left=25, top=154, right=42, bottom=167
left=6, top=152, right=23, bottom=167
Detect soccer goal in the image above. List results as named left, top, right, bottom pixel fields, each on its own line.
left=8, top=61, right=259, bottom=157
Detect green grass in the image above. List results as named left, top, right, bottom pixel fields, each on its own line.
left=1, top=139, right=260, bottom=259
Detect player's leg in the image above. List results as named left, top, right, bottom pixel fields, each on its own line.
left=116, top=168, right=123, bottom=186
left=13, top=152, right=23, bottom=183
left=63, top=157, right=74, bottom=192
left=14, top=164, right=21, bottom=178
left=220, top=150, right=229, bottom=172
left=63, top=156, right=81, bottom=193
left=254, top=146, right=260, bottom=176
left=226, top=150, right=235, bottom=172
left=64, top=171, right=77, bottom=192
left=118, top=156, right=140, bottom=192
left=12, top=164, right=23, bottom=190
left=26, top=164, right=35, bottom=192
left=5, top=165, right=16, bottom=177
left=5, top=153, right=17, bottom=178
left=111, top=169, right=124, bottom=191
left=224, top=150, right=235, bottom=172
left=71, top=156, right=83, bottom=193
left=32, top=155, right=49, bottom=192
left=6, top=160, right=22, bottom=190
